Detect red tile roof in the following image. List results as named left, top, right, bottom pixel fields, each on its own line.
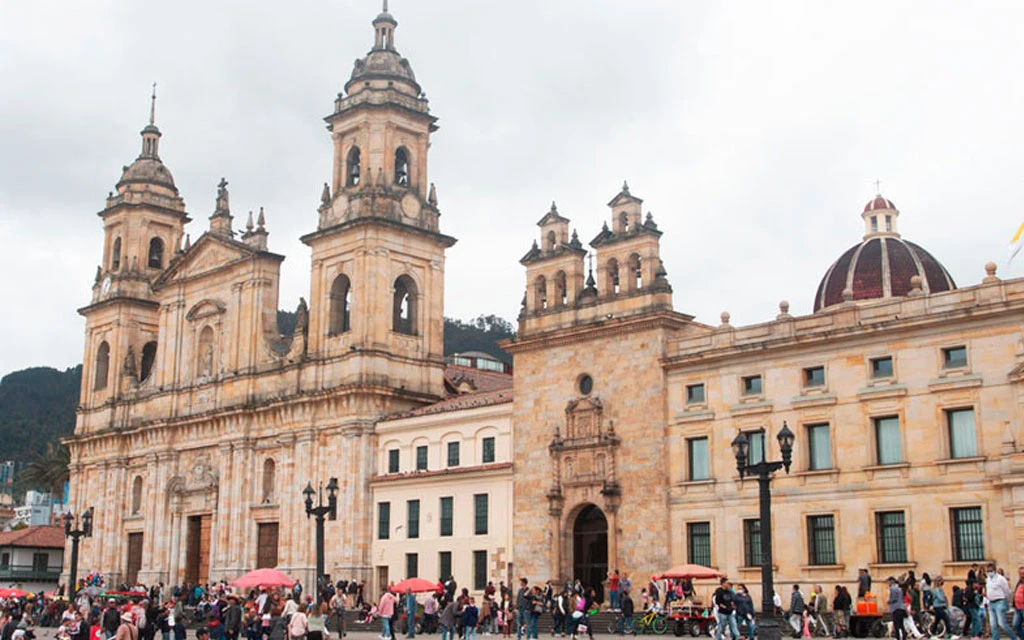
left=386, top=388, right=513, bottom=420
left=444, top=364, right=513, bottom=394
left=0, top=525, right=65, bottom=549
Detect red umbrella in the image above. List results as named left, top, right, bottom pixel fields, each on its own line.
left=232, top=568, right=296, bottom=589
left=391, top=577, right=443, bottom=593
left=653, top=564, right=725, bottom=580
left=0, top=588, right=30, bottom=598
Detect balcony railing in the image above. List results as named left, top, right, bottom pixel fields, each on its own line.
left=0, top=565, right=61, bottom=581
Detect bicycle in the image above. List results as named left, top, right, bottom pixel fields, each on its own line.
left=606, top=613, right=637, bottom=635
left=633, top=609, right=669, bottom=635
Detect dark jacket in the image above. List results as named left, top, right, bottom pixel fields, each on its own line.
left=622, top=596, right=634, bottom=618
left=224, top=604, right=243, bottom=633
left=461, top=606, right=479, bottom=628
left=735, top=593, right=754, bottom=619
left=516, top=588, right=530, bottom=611
left=103, top=608, right=121, bottom=634
left=714, top=588, right=735, bottom=615
left=789, top=592, right=805, bottom=616
left=833, top=590, right=852, bottom=612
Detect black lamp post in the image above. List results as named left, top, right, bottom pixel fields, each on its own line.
left=731, top=423, right=795, bottom=640
left=303, top=478, right=338, bottom=605
left=62, top=507, right=93, bottom=602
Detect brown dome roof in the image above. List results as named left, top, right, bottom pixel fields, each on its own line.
left=813, top=236, right=955, bottom=312
left=117, top=157, right=178, bottom=194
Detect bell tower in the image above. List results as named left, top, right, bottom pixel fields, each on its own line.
left=79, top=88, right=189, bottom=410
left=302, top=2, right=455, bottom=399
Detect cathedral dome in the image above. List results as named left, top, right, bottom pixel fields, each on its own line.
left=343, top=2, right=421, bottom=97
left=813, top=194, right=956, bottom=312
left=117, top=156, right=178, bottom=194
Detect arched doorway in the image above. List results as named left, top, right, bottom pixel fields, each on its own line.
left=573, top=504, right=608, bottom=602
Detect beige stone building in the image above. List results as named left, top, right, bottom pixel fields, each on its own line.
left=67, top=3, right=1024, bottom=603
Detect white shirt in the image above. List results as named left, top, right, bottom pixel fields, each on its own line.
left=986, top=573, right=1011, bottom=602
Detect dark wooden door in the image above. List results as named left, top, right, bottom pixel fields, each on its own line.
left=198, top=515, right=212, bottom=584
left=185, top=516, right=201, bottom=584
left=126, top=533, right=143, bottom=585
left=256, top=523, right=279, bottom=568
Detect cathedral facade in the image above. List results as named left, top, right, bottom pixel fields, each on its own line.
left=68, top=5, right=1024, bottom=599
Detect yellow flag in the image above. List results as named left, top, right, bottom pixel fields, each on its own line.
left=1010, top=221, right=1024, bottom=264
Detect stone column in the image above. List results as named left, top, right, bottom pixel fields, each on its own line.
left=168, top=511, right=182, bottom=584
left=549, top=504, right=563, bottom=583
left=606, top=505, right=619, bottom=575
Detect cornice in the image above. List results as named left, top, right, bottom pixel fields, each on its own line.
left=503, top=310, right=693, bottom=354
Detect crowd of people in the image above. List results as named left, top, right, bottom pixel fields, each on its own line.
left=2, top=563, right=1023, bottom=640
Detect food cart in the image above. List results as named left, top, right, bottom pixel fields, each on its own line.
left=652, top=564, right=725, bottom=637
left=849, top=594, right=886, bottom=638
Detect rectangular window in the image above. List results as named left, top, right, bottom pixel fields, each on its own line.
left=875, top=511, right=907, bottom=564
left=871, top=356, right=894, bottom=379
left=874, top=416, right=902, bottom=465
left=951, top=506, right=985, bottom=562
left=473, top=550, right=488, bottom=590
left=807, top=515, right=836, bottom=565
left=947, top=409, right=978, bottom=459
left=686, top=522, right=711, bottom=566
left=416, top=445, right=428, bottom=471
left=482, top=437, right=496, bottom=464
left=748, top=430, right=765, bottom=466
left=743, top=518, right=762, bottom=567
left=804, top=366, right=825, bottom=388
left=474, top=493, right=489, bottom=535
left=0, top=552, right=8, bottom=569
left=32, top=552, right=48, bottom=572
left=439, top=551, right=452, bottom=581
left=807, top=423, right=832, bottom=470
left=742, top=375, right=762, bottom=396
left=943, top=346, right=968, bottom=369
left=388, top=449, right=400, bottom=474
left=447, top=442, right=461, bottom=467
left=406, top=553, right=418, bottom=578
left=686, top=383, right=706, bottom=404
left=440, top=496, right=454, bottom=537
left=871, top=216, right=879, bottom=232
left=687, top=437, right=709, bottom=481
left=885, top=215, right=892, bottom=232
left=407, top=499, right=420, bottom=539
left=377, top=502, right=391, bottom=540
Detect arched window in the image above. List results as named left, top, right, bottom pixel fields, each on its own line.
left=148, top=237, right=164, bottom=269
left=394, top=148, right=410, bottom=186
left=534, top=275, right=547, bottom=311
left=131, top=476, right=143, bottom=515
left=140, top=341, right=157, bottom=382
left=111, top=237, right=121, bottom=271
left=545, top=230, right=556, bottom=252
left=628, top=253, right=642, bottom=291
left=262, top=459, right=275, bottom=504
left=94, top=341, right=110, bottom=390
left=393, top=275, right=418, bottom=335
left=329, top=274, right=352, bottom=335
left=607, top=258, right=620, bottom=295
left=198, top=326, right=215, bottom=378
left=346, top=147, right=361, bottom=187
left=554, top=271, right=568, bottom=307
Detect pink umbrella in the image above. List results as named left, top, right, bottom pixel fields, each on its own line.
left=232, top=568, right=296, bottom=589
left=391, top=577, right=444, bottom=593
left=653, top=564, right=725, bottom=581
left=0, top=588, right=30, bottom=598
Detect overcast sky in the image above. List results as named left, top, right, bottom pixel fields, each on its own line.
left=2, top=1, right=1023, bottom=376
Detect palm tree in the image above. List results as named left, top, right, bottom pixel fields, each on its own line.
left=19, top=442, right=70, bottom=499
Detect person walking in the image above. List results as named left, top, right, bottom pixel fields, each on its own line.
left=620, top=590, right=635, bottom=636
left=307, top=604, right=326, bottom=640
left=288, top=605, right=309, bottom=640
left=552, top=590, right=566, bottom=638
left=380, top=589, right=398, bottom=640
left=930, top=576, right=951, bottom=639
left=515, top=580, right=530, bottom=640
left=887, top=577, right=907, bottom=640
left=462, top=599, right=479, bottom=640
left=788, top=585, right=806, bottom=638
left=833, top=586, right=851, bottom=638
left=735, top=584, right=756, bottom=640
left=713, top=578, right=740, bottom=640
left=440, top=599, right=458, bottom=640
left=405, top=589, right=418, bottom=639
left=987, top=563, right=1014, bottom=640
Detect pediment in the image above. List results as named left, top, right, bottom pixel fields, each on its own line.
left=153, top=233, right=257, bottom=288
left=186, top=299, right=227, bottom=321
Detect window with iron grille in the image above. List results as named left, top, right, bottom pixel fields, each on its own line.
left=439, top=551, right=452, bottom=581
left=875, top=511, right=907, bottom=563
left=482, top=437, right=495, bottom=464
left=377, top=502, right=391, bottom=540
left=447, top=441, right=460, bottom=467
left=473, top=550, right=488, bottom=590
left=950, top=507, right=984, bottom=562
left=407, top=499, right=420, bottom=539
left=440, top=496, right=453, bottom=537
left=416, top=445, right=428, bottom=471
left=406, top=553, right=418, bottom=578
left=388, top=449, right=400, bottom=473
left=474, top=494, right=488, bottom=535
left=743, top=518, right=762, bottom=567
left=807, top=515, right=836, bottom=565
left=687, top=522, right=711, bottom=566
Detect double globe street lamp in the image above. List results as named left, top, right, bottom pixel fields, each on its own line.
left=62, top=507, right=94, bottom=602
left=303, top=478, right=339, bottom=604
left=731, top=422, right=795, bottom=640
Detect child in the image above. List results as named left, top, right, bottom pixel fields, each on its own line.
left=461, top=599, right=479, bottom=640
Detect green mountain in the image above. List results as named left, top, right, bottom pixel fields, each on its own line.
left=0, top=316, right=514, bottom=465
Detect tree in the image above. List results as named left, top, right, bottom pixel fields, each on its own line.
left=19, top=441, right=70, bottom=497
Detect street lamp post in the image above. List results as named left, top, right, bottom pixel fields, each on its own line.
left=731, top=423, right=795, bottom=640
left=62, top=507, right=93, bottom=603
left=303, top=478, right=338, bottom=605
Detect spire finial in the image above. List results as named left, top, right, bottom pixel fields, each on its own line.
left=551, top=201, right=557, bottom=212
left=383, top=0, right=388, bottom=11
left=257, top=206, right=266, bottom=230
left=149, top=82, right=157, bottom=125
left=246, top=211, right=255, bottom=232
left=874, top=178, right=882, bottom=195
left=622, top=180, right=630, bottom=193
